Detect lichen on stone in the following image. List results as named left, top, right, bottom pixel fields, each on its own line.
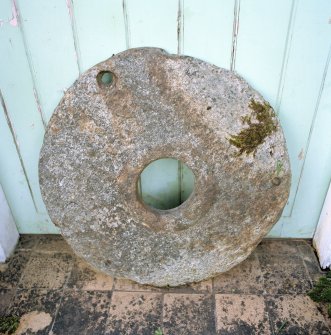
left=229, top=99, right=278, bottom=156
left=275, top=160, right=283, bottom=176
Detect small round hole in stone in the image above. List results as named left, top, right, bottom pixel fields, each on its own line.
left=97, top=71, right=114, bottom=87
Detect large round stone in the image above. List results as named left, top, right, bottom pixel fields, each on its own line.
left=39, top=48, right=291, bottom=286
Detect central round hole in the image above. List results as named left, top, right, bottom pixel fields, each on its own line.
left=138, top=158, right=195, bottom=210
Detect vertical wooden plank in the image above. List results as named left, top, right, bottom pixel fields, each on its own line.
left=234, top=0, right=293, bottom=106
left=270, top=1, right=331, bottom=237
left=0, top=98, right=35, bottom=233
left=0, top=2, right=44, bottom=211
left=267, top=217, right=289, bottom=238
left=181, top=163, right=195, bottom=203
left=0, top=99, right=49, bottom=233
left=126, top=0, right=178, bottom=53
left=177, top=0, right=184, bottom=54
left=183, top=0, right=235, bottom=69
left=230, top=0, right=240, bottom=71
left=128, top=0, right=180, bottom=205
left=230, top=0, right=294, bottom=236
left=267, top=220, right=284, bottom=238
left=277, top=0, right=331, bottom=220
left=281, top=46, right=331, bottom=238
left=0, top=184, right=19, bottom=261
left=0, top=0, right=57, bottom=233
left=16, top=0, right=79, bottom=122
left=177, top=0, right=184, bottom=201
left=71, top=0, right=127, bottom=72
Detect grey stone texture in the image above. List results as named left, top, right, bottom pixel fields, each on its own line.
left=39, top=48, right=291, bottom=286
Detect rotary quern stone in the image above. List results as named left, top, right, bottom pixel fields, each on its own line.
left=39, top=48, right=291, bottom=286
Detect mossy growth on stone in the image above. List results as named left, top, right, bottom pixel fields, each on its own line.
left=154, top=328, right=163, bottom=335
left=229, top=99, right=278, bottom=156
left=308, top=271, right=331, bottom=317
left=0, top=316, right=20, bottom=334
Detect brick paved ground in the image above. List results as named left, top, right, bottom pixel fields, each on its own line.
left=0, top=236, right=330, bottom=334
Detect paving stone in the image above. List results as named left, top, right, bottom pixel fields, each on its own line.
left=297, top=242, right=326, bottom=283
left=67, top=258, right=113, bottom=291
left=19, top=253, right=73, bottom=289
left=215, top=294, right=270, bottom=335
left=52, top=290, right=111, bottom=335
left=266, top=295, right=331, bottom=335
left=15, top=311, right=53, bottom=335
left=213, top=253, right=264, bottom=294
left=317, top=303, right=331, bottom=330
left=163, top=293, right=215, bottom=335
left=7, top=289, right=62, bottom=335
left=0, top=288, right=15, bottom=316
left=256, top=239, right=303, bottom=255
left=0, top=251, right=30, bottom=289
left=258, top=253, right=312, bottom=294
left=35, top=235, right=73, bottom=254
left=15, top=234, right=39, bottom=251
left=106, top=291, right=163, bottom=335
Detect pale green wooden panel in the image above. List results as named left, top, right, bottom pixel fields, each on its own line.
left=0, top=98, right=51, bottom=233
left=270, top=50, right=331, bottom=238
left=234, top=0, right=293, bottom=106
left=266, top=221, right=283, bottom=238
left=0, top=1, right=44, bottom=211
left=281, top=47, right=331, bottom=238
left=0, top=0, right=330, bottom=238
left=183, top=0, right=235, bottom=69
left=276, top=0, right=331, bottom=220
left=71, top=0, right=127, bottom=72
left=0, top=0, right=57, bottom=233
left=16, top=0, right=79, bottom=122
left=126, top=0, right=178, bottom=53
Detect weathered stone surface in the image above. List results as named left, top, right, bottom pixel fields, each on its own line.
left=39, top=47, right=291, bottom=286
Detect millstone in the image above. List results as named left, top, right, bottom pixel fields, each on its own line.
left=39, top=48, right=291, bottom=286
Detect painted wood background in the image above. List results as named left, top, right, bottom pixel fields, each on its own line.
left=0, top=0, right=330, bottom=237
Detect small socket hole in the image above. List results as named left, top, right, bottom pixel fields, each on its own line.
left=97, top=71, right=114, bottom=87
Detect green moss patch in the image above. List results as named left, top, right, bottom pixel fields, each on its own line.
left=308, top=271, right=331, bottom=318
left=0, top=316, right=20, bottom=334
left=229, top=99, right=278, bottom=156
